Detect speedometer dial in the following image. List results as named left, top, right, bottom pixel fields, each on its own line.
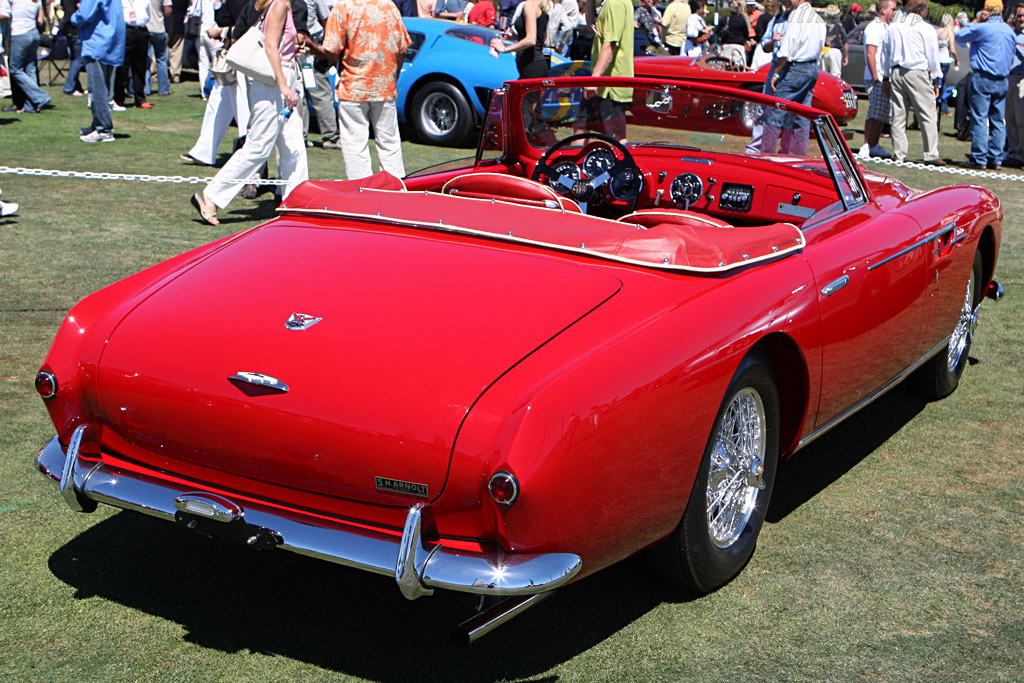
left=582, top=147, right=617, bottom=178
left=547, top=160, right=581, bottom=192
left=670, top=173, right=704, bottom=206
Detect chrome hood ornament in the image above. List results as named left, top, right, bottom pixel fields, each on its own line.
left=285, top=312, right=322, bottom=331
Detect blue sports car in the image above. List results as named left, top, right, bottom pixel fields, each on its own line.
left=399, top=18, right=581, bottom=146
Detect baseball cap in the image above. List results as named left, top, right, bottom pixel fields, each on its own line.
left=851, top=3, right=862, bottom=11
left=983, top=0, right=1003, bottom=12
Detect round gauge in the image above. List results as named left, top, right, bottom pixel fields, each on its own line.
left=582, top=147, right=617, bottom=178
left=547, top=159, right=581, bottom=191
left=670, top=173, right=704, bottom=206
left=609, top=166, right=642, bottom=202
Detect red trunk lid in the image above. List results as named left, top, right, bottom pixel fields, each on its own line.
left=95, top=223, right=621, bottom=506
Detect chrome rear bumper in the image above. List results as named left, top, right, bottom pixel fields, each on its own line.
left=37, top=428, right=582, bottom=600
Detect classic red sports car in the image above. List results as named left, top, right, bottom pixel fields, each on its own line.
left=634, top=55, right=860, bottom=125
left=36, top=76, right=1001, bottom=644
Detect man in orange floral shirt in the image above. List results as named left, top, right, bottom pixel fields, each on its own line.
left=312, top=0, right=411, bottom=179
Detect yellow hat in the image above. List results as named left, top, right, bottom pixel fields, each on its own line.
left=983, top=0, right=1003, bottom=12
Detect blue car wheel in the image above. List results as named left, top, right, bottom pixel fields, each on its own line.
left=410, top=81, right=476, bottom=147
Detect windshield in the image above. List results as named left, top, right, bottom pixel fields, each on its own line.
left=520, top=83, right=827, bottom=164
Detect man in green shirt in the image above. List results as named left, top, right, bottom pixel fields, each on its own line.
left=575, top=0, right=635, bottom=142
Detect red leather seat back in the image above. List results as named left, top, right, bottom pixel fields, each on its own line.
left=443, top=173, right=583, bottom=213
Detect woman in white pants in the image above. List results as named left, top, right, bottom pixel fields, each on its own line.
left=191, top=0, right=307, bottom=225
left=182, top=0, right=251, bottom=166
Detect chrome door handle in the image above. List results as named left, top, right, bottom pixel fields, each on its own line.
left=821, top=275, right=849, bottom=297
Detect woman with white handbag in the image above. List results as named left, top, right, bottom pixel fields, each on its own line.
left=191, top=0, right=307, bottom=226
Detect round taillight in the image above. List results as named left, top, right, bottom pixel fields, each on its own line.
left=35, top=371, right=57, bottom=399
left=488, top=471, right=519, bottom=506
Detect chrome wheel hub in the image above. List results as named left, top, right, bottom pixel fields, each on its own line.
left=421, top=92, right=456, bottom=137
left=706, top=387, right=767, bottom=549
left=947, top=271, right=977, bottom=373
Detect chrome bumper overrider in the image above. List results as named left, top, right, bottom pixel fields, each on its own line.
left=37, top=428, right=582, bottom=600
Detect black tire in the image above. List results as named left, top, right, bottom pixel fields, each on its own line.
left=653, top=350, right=780, bottom=594
left=915, top=250, right=983, bottom=399
left=409, top=81, right=475, bottom=147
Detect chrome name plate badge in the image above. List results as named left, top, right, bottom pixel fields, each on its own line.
left=375, top=477, right=429, bottom=498
left=285, top=312, right=323, bottom=331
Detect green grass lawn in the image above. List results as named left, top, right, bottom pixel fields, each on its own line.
left=1, top=84, right=1022, bottom=682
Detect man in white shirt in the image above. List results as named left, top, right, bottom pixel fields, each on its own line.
left=859, top=0, right=897, bottom=158
left=761, top=0, right=825, bottom=156
left=684, top=0, right=713, bottom=57
left=881, top=0, right=943, bottom=164
left=114, top=0, right=153, bottom=109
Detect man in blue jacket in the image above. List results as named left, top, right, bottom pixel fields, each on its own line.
left=956, top=0, right=1017, bottom=168
left=73, top=0, right=126, bottom=143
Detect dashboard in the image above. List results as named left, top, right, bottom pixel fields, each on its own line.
left=536, top=143, right=839, bottom=225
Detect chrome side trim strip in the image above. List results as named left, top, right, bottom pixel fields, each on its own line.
left=36, top=437, right=582, bottom=599
left=796, top=337, right=948, bottom=451
left=868, top=222, right=956, bottom=271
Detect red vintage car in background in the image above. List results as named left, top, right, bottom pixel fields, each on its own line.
left=634, top=55, right=859, bottom=125
left=35, top=76, right=1000, bottom=644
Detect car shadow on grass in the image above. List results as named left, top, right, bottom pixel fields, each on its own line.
left=48, top=512, right=672, bottom=680
left=766, top=383, right=930, bottom=524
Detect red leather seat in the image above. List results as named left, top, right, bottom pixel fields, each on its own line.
left=442, top=173, right=583, bottom=213
left=619, top=209, right=732, bottom=229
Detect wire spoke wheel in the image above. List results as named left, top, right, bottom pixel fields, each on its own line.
left=946, top=268, right=977, bottom=374
left=706, top=388, right=766, bottom=549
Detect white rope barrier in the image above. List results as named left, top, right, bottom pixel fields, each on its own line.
left=2, top=156, right=1022, bottom=185
left=0, top=165, right=292, bottom=186
left=856, top=155, right=1024, bottom=181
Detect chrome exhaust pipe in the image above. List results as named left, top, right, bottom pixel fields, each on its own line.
left=452, top=593, right=551, bottom=645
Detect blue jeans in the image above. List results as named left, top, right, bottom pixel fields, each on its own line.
left=63, top=31, right=85, bottom=94
left=10, top=30, right=52, bottom=111
left=937, top=62, right=951, bottom=115
left=968, top=72, right=1008, bottom=165
left=760, top=61, right=816, bottom=156
left=147, top=31, right=170, bottom=95
left=85, top=58, right=114, bottom=133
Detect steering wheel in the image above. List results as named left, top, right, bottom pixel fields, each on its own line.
left=531, top=132, right=643, bottom=214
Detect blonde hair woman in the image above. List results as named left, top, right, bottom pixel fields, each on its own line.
left=718, top=0, right=753, bottom=68
left=661, top=0, right=692, bottom=55
left=191, top=0, right=308, bottom=225
left=491, top=0, right=552, bottom=79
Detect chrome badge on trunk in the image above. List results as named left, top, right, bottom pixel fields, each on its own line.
left=285, top=312, right=323, bottom=330
left=375, top=477, right=429, bottom=498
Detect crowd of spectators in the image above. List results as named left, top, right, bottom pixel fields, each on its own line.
left=3, top=0, right=1024, bottom=184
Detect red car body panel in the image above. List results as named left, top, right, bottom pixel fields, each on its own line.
left=36, top=76, right=1001, bottom=618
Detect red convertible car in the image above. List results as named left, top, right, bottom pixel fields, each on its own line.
left=36, top=76, right=1001, bottom=644
left=634, top=55, right=859, bottom=125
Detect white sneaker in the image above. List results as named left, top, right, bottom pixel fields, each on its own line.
left=80, top=129, right=115, bottom=143
left=0, top=200, right=19, bottom=217
left=111, top=102, right=127, bottom=112
left=858, top=143, right=871, bottom=158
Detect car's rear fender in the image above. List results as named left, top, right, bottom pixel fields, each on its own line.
left=447, top=255, right=822, bottom=577
left=39, top=233, right=243, bottom=448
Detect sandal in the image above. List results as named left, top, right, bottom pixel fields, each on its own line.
left=191, top=193, right=220, bottom=226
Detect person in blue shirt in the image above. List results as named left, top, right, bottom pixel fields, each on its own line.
left=72, top=0, right=126, bottom=142
left=956, top=0, right=1017, bottom=168
left=435, top=0, right=467, bottom=20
